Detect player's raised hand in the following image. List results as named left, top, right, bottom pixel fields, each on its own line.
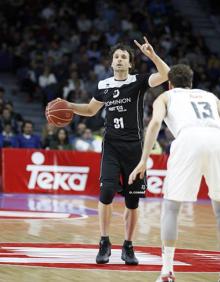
left=128, top=160, right=146, bottom=185
left=134, top=36, right=156, bottom=60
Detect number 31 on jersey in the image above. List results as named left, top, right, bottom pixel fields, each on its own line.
left=114, top=117, right=124, bottom=129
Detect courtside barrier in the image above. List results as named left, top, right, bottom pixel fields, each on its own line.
left=0, top=148, right=208, bottom=199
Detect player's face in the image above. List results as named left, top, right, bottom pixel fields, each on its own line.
left=111, top=49, right=131, bottom=72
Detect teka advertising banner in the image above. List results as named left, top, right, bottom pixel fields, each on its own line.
left=1, top=149, right=209, bottom=198
left=2, top=149, right=101, bottom=195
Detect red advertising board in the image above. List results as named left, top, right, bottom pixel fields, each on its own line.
left=1, top=149, right=209, bottom=199
left=2, top=149, right=101, bottom=195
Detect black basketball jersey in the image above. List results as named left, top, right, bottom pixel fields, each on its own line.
left=94, top=73, right=150, bottom=141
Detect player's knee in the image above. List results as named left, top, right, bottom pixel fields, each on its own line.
left=125, top=196, right=139, bottom=209
left=99, top=183, right=115, bottom=205
left=162, top=199, right=181, bottom=217
left=161, top=199, right=181, bottom=242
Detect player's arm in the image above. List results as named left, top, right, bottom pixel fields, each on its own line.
left=148, top=55, right=170, bottom=87
left=69, top=98, right=104, bottom=117
left=134, top=37, right=170, bottom=87
left=217, top=98, right=220, bottom=117
left=128, top=93, right=167, bottom=184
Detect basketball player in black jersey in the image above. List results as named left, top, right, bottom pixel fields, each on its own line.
left=58, top=37, right=169, bottom=265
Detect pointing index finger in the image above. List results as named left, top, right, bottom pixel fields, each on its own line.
left=134, top=39, right=142, bottom=49
left=143, top=36, right=149, bottom=44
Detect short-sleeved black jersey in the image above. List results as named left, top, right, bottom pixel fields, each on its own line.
left=94, top=73, right=150, bottom=141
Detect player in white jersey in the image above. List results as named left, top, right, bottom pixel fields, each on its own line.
left=128, top=64, right=220, bottom=282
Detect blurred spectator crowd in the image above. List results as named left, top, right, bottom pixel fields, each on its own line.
left=0, top=85, right=103, bottom=152
left=0, top=0, right=220, bottom=153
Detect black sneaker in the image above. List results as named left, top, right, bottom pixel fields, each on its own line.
left=121, top=244, right=139, bottom=265
left=96, top=240, right=111, bottom=264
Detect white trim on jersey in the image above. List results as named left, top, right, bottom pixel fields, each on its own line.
left=136, top=90, right=141, bottom=140
left=98, top=74, right=137, bottom=89
left=99, top=132, right=106, bottom=182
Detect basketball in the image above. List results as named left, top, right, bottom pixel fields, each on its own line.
left=45, top=99, right=73, bottom=127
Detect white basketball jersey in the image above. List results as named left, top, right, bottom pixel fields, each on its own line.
left=164, top=88, right=220, bottom=137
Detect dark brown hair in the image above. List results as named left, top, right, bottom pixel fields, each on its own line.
left=110, top=43, right=135, bottom=70
left=168, top=64, right=193, bottom=88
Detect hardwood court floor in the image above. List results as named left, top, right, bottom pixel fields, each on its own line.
left=0, top=194, right=219, bottom=282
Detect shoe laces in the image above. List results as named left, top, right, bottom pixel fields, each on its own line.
left=99, top=241, right=109, bottom=256
left=124, top=245, right=135, bottom=257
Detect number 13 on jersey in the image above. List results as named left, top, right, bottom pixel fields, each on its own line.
left=191, top=101, right=214, bottom=119
left=114, top=117, right=124, bottom=129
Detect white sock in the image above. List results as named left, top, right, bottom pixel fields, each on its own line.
left=161, top=246, right=175, bottom=275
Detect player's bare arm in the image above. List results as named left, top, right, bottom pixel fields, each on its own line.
left=128, top=93, right=167, bottom=184
left=217, top=98, right=220, bottom=117
left=53, top=97, right=104, bottom=117
left=134, top=37, right=170, bottom=87
left=69, top=98, right=104, bottom=117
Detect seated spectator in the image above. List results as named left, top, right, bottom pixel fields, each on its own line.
left=49, top=128, right=71, bottom=150
left=74, top=128, right=101, bottom=152
left=70, top=122, right=86, bottom=144
left=39, top=66, right=58, bottom=106
left=0, top=97, right=5, bottom=116
left=84, top=71, right=98, bottom=98
left=105, top=26, right=120, bottom=46
left=18, top=60, right=39, bottom=102
left=77, top=53, right=92, bottom=79
left=4, top=101, right=23, bottom=131
left=94, top=58, right=112, bottom=81
left=0, top=123, right=17, bottom=148
left=47, top=41, right=64, bottom=66
left=0, top=87, right=6, bottom=101
left=41, top=123, right=57, bottom=149
left=62, top=71, right=85, bottom=100
left=0, top=107, right=19, bottom=133
left=4, top=101, right=23, bottom=122
left=40, top=3, right=56, bottom=20
left=77, top=13, right=92, bottom=32
left=39, top=66, right=57, bottom=89
left=87, top=42, right=101, bottom=64
left=16, top=120, right=41, bottom=148
left=93, top=129, right=103, bottom=153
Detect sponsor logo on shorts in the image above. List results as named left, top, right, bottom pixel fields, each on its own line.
left=141, top=185, right=146, bottom=190
left=129, top=191, right=145, bottom=194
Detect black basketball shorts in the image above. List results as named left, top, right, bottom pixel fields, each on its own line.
left=100, top=139, right=147, bottom=198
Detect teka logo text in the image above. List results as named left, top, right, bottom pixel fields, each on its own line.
left=26, top=152, right=90, bottom=191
